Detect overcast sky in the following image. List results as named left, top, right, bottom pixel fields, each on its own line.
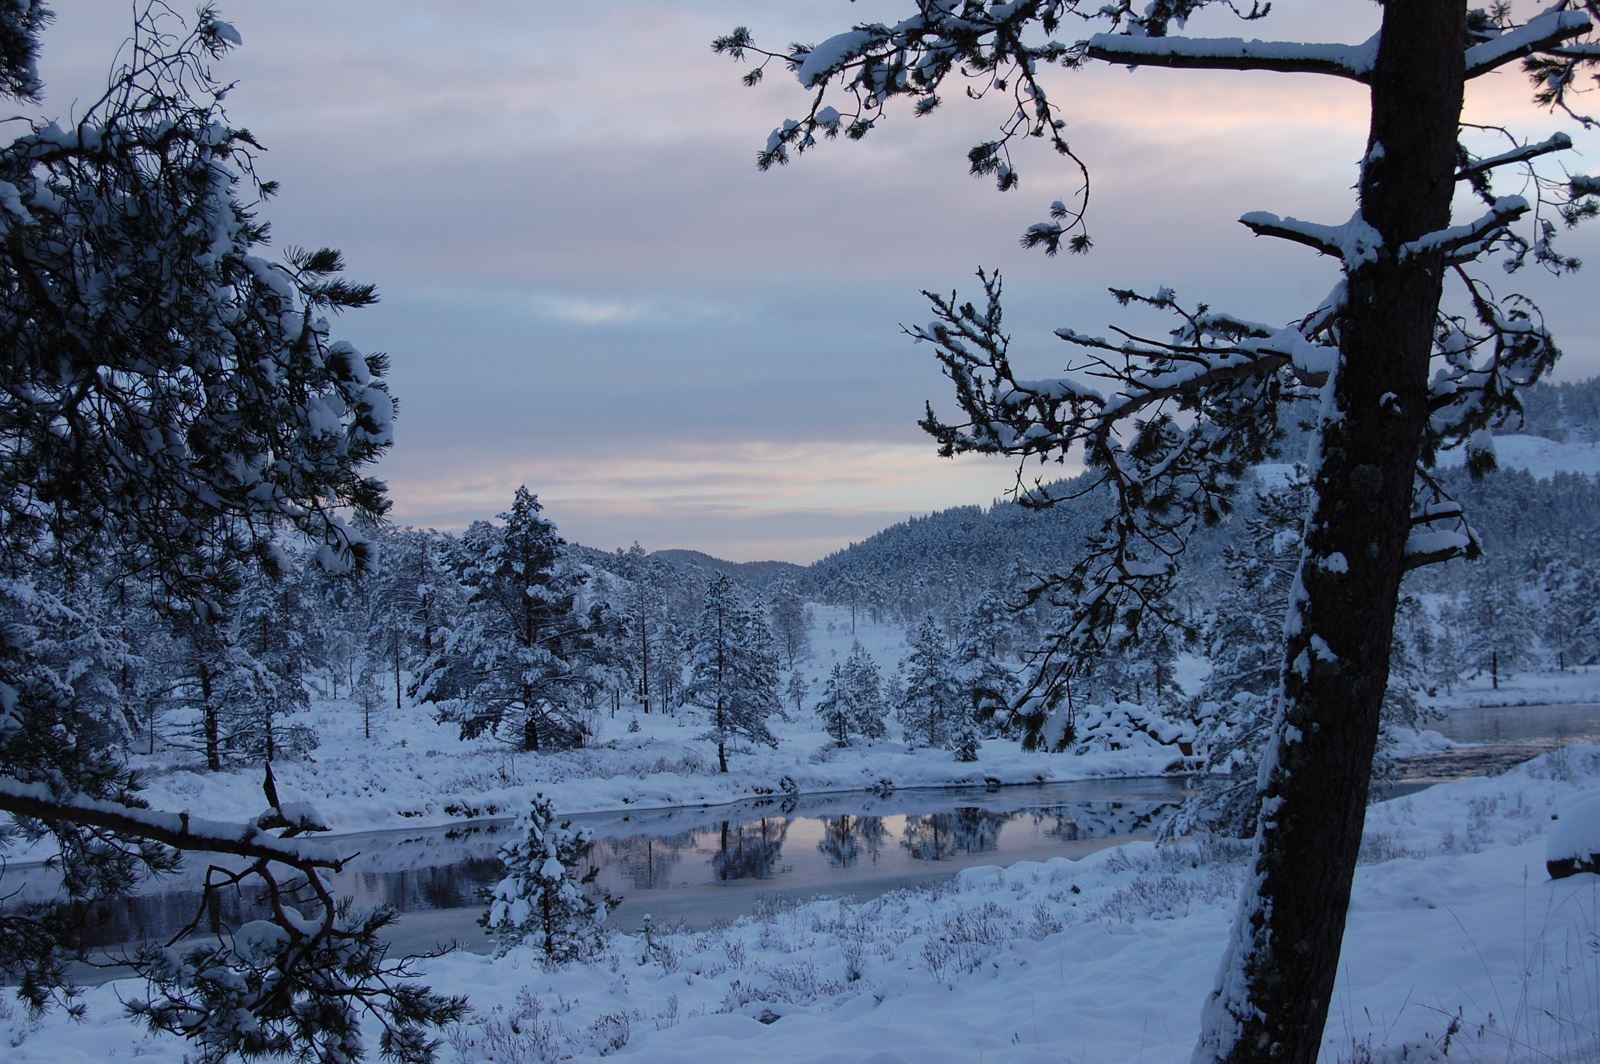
left=37, top=3, right=1600, bottom=562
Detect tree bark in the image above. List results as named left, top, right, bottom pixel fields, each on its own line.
left=1195, top=4, right=1466, bottom=1062
left=201, top=660, right=220, bottom=773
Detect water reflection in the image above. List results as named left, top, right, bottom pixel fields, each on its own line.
left=901, top=809, right=1007, bottom=861
left=818, top=815, right=888, bottom=869
left=17, top=778, right=1191, bottom=950
left=713, top=817, right=790, bottom=881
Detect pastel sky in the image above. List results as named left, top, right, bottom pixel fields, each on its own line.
left=37, top=3, right=1600, bottom=562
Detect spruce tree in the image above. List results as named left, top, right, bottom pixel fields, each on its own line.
left=842, top=640, right=890, bottom=742
left=816, top=663, right=853, bottom=746
left=897, top=619, right=961, bottom=749
left=683, top=575, right=780, bottom=772
left=414, top=488, right=606, bottom=751
left=482, top=794, right=616, bottom=962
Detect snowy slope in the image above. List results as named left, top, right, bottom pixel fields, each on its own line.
left=1436, top=433, right=1600, bottom=479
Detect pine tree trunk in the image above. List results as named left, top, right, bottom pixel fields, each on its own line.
left=1195, top=5, right=1465, bottom=1062
left=201, top=661, right=220, bottom=772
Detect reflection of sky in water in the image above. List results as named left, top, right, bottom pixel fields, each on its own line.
left=1431, top=703, right=1600, bottom=744
left=46, top=783, right=1186, bottom=948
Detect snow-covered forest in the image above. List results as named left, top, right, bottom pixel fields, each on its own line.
left=5, top=2, right=1600, bottom=1063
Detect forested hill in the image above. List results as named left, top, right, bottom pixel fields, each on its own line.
left=767, top=376, right=1600, bottom=622
left=1518, top=375, right=1600, bottom=441
left=647, top=550, right=804, bottom=591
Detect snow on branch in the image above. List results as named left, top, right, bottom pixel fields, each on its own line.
left=1402, top=496, right=1481, bottom=572
left=1402, top=529, right=1476, bottom=571
left=914, top=271, right=1327, bottom=734
left=1084, top=32, right=1377, bottom=82
left=0, top=778, right=345, bottom=871
left=1239, top=210, right=1381, bottom=268
left=1465, top=8, right=1593, bottom=78
left=1422, top=268, right=1560, bottom=477
left=1456, top=133, right=1573, bottom=183
left=1400, top=196, right=1530, bottom=263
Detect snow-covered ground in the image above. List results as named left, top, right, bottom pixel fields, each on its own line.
left=6, top=603, right=1600, bottom=1060
left=95, top=606, right=1195, bottom=846
left=10, top=746, right=1600, bottom=1062
left=104, top=607, right=1591, bottom=854
left=1426, top=665, right=1600, bottom=711
left=1435, top=433, right=1600, bottom=480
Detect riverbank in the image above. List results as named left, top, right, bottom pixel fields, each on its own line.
left=122, top=605, right=1597, bottom=847
left=10, top=745, right=1599, bottom=1062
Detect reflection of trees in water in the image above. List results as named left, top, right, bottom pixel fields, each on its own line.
left=1025, top=801, right=1180, bottom=842
left=712, top=817, right=790, bottom=881
left=1030, top=808, right=1082, bottom=841
left=900, top=808, right=1007, bottom=861
left=817, top=815, right=888, bottom=869
left=587, top=831, right=697, bottom=891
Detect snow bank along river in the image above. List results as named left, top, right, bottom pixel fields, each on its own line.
left=13, top=701, right=1597, bottom=981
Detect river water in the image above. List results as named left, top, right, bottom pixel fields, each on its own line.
left=34, top=777, right=1190, bottom=963
left=15, top=701, right=1599, bottom=975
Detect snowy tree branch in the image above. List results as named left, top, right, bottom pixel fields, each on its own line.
left=1465, top=8, right=1593, bottom=79
left=1083, top=33, right=1376, bottom=82
left=1456, top=133, right=1574, bottom=183
left=0, top=780, right=344, bottom=872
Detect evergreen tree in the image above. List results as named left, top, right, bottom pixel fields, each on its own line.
left=1543, top=539, right=1600, bottom=667
left=482, top=794, right=615, bottom=962
left=1458, top=564, right=1537, bottom=688
left=816, top=663, right=853, bottom=746
left=898, top=619, right=961, bottom=750
left=683, top=575, right=780, bottom=772
left=414, top=488, right=605, bottom=751
left=842, top=640, right=890, bottom=741
left=0, top=6, right=462, bottom=1054
left=722, top=5, right=1598, bottom=1057
left=769, top=580, right=810, bottom=669
left=368, top=527, right=451, bottom=712
left=613, top=543, right=666, bottom=713
left=230, top=560, right=316, bottom=764
left=784, top=668, right=809, bottom=718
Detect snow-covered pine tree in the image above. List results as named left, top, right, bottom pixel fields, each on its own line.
left=897, top=619, right=962, bottom=750
left=482, top=793, right=615, bottom=962
left=784, top=667, right=809, bottom=718
left=842, top=640, right=889, bottom=741
left=816, top=663, right=853, bottom=745
left=769, top=579, right=810, bottom=670
left=229, top=559, right=317, bottom=764
left=1458, top=563, right=1538, bottom=688
left=683, top=575, right=780, bottom=772
left=368, top=526, right=452, bottom=712
left=721, top=4, right=1600, bottom=1058
left=952, top=593, right=1018, bottom=739
left=1545, top=541, right=1600, bottom=667
left=414, top=487, right=607, bottom=751
left=612, top=542, right=667, bottom=713
left=0, top=5, right=463, bottom=1055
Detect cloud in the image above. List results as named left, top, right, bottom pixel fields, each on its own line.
left=525, top=292, right=738, bottom=327
left=383, top=439, right=1041, bottom=562
left=34, top=1, right=1600, bottom=567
